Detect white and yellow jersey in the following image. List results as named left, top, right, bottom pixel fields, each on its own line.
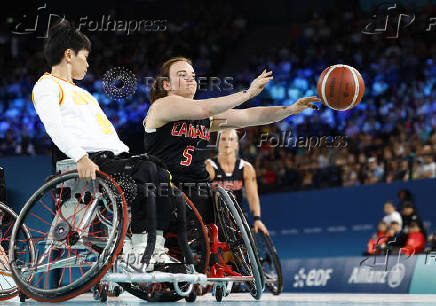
left=32, top=73, right=129, bottom=161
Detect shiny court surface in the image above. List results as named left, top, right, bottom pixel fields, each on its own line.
left=3, top=293, right=436, bottom=305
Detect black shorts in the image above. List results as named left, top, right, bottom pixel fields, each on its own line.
left=89, top=152, right=176, bottom=234
left=173, top=180, right=215, bottom=225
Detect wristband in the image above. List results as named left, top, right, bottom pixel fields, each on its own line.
left=253, top=216, right=261, bottom=221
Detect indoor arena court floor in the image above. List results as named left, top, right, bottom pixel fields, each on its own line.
left=3, top=293, right=436, bottom=305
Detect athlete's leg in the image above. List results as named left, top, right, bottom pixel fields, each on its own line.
left=91, top=153, right=178, bottom=269
left=176, top=182, right=214, bottom=224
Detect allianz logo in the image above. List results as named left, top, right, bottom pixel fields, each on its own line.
left=293, top=268, right=333, bottom=287
left=348, top=263, right=406, bottom=288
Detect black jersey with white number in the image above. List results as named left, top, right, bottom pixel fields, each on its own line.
left=144, top=118, right=211, bottom=184
left=209, top=157, right=245, bottom=205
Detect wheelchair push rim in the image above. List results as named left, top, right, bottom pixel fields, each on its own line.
left=0, top=201, right=35, bottom=301
left=228, top=191, right=266, bottom=292
left=213, top=185, right=263, bottom=300
left=255, top=230, right=283, bottom=295
left=8, top=170, right=128, bottom=302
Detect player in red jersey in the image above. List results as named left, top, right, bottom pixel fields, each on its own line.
left=206, top=129, right=269, bottom=234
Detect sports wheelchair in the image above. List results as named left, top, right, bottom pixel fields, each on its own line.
left=0, top=201, right=34, bottom=301
left=253, top=230, right=283, bottom=295
left=140, top=185, right=266, bottom=302
left=7, top=158, right=264, bottom=302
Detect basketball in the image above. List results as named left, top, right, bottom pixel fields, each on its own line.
left=317, top=64, right=365, bottom=111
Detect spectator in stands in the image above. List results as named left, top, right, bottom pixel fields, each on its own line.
left=366, top=221, right=390, bottom=255
left=401, top=222, right=426, bottom=256
left=397, top=189, right=414, bottom=211
left=427, top=230, right=436, bottom=252
left=0, top=129, right=17, bottom=156
left=394, top=159, right=410, bottom=181
left=383, top=201, right=402, bottom=227
left=386, top=221, right=408, bottom=250
left=342, top=164, right=359, bottom=186
left=365, top=157, right=384, bottom=184
left=401, top=201, right=426, bottom=238
left=415, top=155, right=436, bottom=179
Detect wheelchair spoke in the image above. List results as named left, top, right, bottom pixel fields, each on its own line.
left=8, top=171, right=127, bottom=302
left=72, top=187, right=102, bottom=229
left=58, top=253, right=69, bottom=287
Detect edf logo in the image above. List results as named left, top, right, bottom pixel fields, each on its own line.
left=293, top=268, right=333, bottom=287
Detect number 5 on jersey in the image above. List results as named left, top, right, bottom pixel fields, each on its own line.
left=180, top=146, right=195, bottom=166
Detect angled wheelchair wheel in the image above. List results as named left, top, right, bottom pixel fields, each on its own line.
left=9, top=170, right=128, bottom=302
left=118, top=191, right=209, bottom=302
left=227, top=192, right=266, bottom=292
left=213, top=185, right=263, bottom=300
left=0, top=201, right=35, bottom=301
left=254, top=231, right=283, bottom=295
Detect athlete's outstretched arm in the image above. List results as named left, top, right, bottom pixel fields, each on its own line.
left=210, top=96, right=320, bottom=131
left=205, top=160, right=216, bottom=180
left=146, top=71, right=273, bottom=127
left=243, top=162, right=269, bottom=234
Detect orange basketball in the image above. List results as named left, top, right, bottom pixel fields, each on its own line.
left=316, top=64, right=365, bottom=111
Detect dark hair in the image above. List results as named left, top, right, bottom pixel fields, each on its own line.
left=44, top=19, right=91, bottom=67
left=398, top=189, right=411, bottom=200
left=402, top=200, right=415, bottom=209
left=149, top=57, right=192, bottom=103
left=390, top=221, right=400, bottom=225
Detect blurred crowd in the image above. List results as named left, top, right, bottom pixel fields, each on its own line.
left=364, top=189, right=436, bottom=256
left=0, top=3, right=435, bottom=193
left=223, top=4, right=436, bottom=192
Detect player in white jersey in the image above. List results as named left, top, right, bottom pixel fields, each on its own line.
left=32, top=19, right=178, bottom=271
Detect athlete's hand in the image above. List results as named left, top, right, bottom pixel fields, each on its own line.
left=77, top=154, right=99, bottom=182
left=253, top=220, right=269, bottom=235
left=289, top=96, right=321, bottom=114
left=248, top=70, right=273, bottom=98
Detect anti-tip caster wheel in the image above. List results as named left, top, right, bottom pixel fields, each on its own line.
left=19, top=292, right=27, bottom=302
left=93, top=284, right=100, bottom=301
left=99, top=285, right=107, bottom=302
left=185, top=287, right=197, bottom=302
left=215, top=286, right=224, bottom=302
left=113, top=285, right=122, bottom=297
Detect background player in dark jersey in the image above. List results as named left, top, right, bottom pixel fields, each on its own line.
left=206, top=129, right=269, bottom=235
left=144, top=56, right=319, bottom=224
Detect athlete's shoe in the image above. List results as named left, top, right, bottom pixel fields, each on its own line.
left=123, top=231, right=180, bottom=272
